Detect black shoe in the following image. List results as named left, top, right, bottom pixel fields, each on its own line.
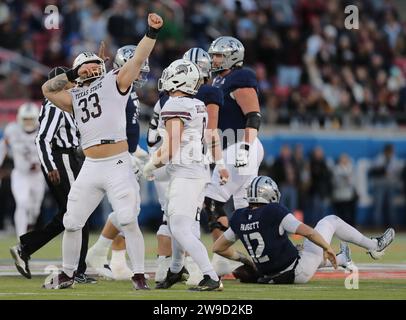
left=189, top=275, right=223, bottom=291
left=43, top=271, right=74, bottom=289
left=10, top=244, right=31, bottom=279
left=74, top=273, right=97, bottom=284
left=155, top=267, right=188, bottom=289
left=132, top=273, right=150, bottom=290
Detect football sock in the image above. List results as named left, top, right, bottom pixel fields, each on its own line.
left=121, top=222, right=145, bottom=274
left=62, top=229, right=81, bottom=278
left=169, top=215, right=219, bottom=282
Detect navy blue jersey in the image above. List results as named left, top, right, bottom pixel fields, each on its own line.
left=229, top=203, right=299, bottom=276
left=158, top=91, right=170, bottom=109
left=212, top=67, right=258, bottom=146
left=126, top=89, right=140, bottom=153
left=195, top=84, right=223, bottom=108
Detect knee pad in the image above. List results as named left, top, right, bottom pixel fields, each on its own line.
left=63, top=213, right=82, bottom=232
left=157, top=222, right=171, bottom=237
left=203, top=197, right=228, bottom=232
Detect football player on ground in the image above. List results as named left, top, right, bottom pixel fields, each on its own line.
left=150, top=48, right=229, bottom=285
left=41, top=13, right=163, bottom=290
left=86, top=44, right=151, bottom=280
left=143, top=59, right=223, bottom=291
left=203, top=36, right=264, bottom=276
left=0, top=103, right=45, bottom=239
left=213, top=176, right=396, bottom=284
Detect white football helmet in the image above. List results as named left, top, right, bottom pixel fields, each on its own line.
left=17, top=102, right=40, bottom=132
left=208, top=36, right=245, bottom=72
left=72, top=52, right=106, bottom=84
left=246, top=176, right=281, bottom=204
left=158, top=59, right=203, bottom=95
left=183, top=48, right=212, bottom=79
left=114, top=45, right=150, bottom=88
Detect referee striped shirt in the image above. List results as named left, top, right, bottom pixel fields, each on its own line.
left=35, top=99, right=80, bottom=173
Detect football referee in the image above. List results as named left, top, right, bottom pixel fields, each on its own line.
left=9, top=67, right=95, bottom=284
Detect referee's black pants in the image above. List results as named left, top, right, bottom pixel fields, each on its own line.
left=20, top=148, right=89, bottom=274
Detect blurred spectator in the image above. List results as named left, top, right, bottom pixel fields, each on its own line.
left=331, top=154, right=358, bottom=226
left=369, top=144, right=403, bottom=227
left=308, top=146, right=332, bottom=225
left=270, top=145, right=298, bottom=210
left=293, top=144, right=309, bottom=212
left=1, top=71, right=29, bottom=99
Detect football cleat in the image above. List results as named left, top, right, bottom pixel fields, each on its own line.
left=10, top=244, right=31, bottom=279
left=132, top=273, right=150, bottom=290
left=74, top=273, right=97, bottom=284
left=155, top=267, right=188, bottom=289
left=189, top=275, right=223, bottom=292
left=367, top=228, right=395, bottom=260
left=43, top=272, right=74, bottom=290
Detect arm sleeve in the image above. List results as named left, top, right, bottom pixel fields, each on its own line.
left=223, top=227, right=237, bottom=243
left=0, top=138, right=7, bottom=167
left=279, top=213, right=302, bottom=235
left=35, top=104, right=63, bottom=173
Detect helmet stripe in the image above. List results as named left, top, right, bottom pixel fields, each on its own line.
left=189, top=48, right=194, bottom=61
left=250, top=176, right=260, bottom=198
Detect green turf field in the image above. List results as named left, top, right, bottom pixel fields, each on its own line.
left=0, top=231, right=405, bottom=300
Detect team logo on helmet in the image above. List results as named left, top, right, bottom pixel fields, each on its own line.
left=175, top=64, right=189, bottom=75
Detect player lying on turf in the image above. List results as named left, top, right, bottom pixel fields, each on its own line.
left=213, top=176, right=395, bottom=284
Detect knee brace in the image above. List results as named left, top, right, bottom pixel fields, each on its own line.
left=203, top=197, right=228, bottom=232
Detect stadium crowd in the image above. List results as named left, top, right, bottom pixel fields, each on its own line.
left=1, top=0, right=406, bottom=127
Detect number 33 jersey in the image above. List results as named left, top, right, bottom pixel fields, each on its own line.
left=160, top=96, right=209, bottom=179
left=70, top=69, right=132, bottom=149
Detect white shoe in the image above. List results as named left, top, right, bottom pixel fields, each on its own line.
left=110, top=261, right=133, bottom=280
left=211, top=253, right=235, bottom=277
left=86, top=246, right=114, bottom=280
left=185, top=256, right=203, bottom=286
left=368, top=228, right=396, bottom=260
left=155, top=256, right=172, bottom=283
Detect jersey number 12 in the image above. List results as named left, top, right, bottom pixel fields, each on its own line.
left=242, top=232, right=270, bottom=264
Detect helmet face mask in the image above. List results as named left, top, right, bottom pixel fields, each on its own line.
left=158, top=59, right=203, bottom=95
left=17, top=103, right=39, bottom=132
left=208, top=36, right=245, bottom=73
left=73, top=52, right=106, bottom=84
left=114, top=45, right=150, bottom=88
left=246, top=176, right=281, bottom=205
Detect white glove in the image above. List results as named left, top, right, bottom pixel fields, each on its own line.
left=129, top=153, right=142, bottom=178
left=135, top=146, right=150, bottom=163
left=143, top=160, right=157, bottom=181
left=235, top=143, right=250, bottom=167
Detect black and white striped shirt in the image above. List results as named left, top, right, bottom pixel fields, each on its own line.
left=36, top=99, right=80, bottom=173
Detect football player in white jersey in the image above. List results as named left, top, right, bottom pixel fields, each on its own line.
left=142, top=59, right=223, bottom=291
left=41, top=13, right=163, bottom=290
left=86, top=44, right=151, bottom=281
left=149, top=48, right=229, bottom=284
left=0, top=103, right=45, bottom=239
